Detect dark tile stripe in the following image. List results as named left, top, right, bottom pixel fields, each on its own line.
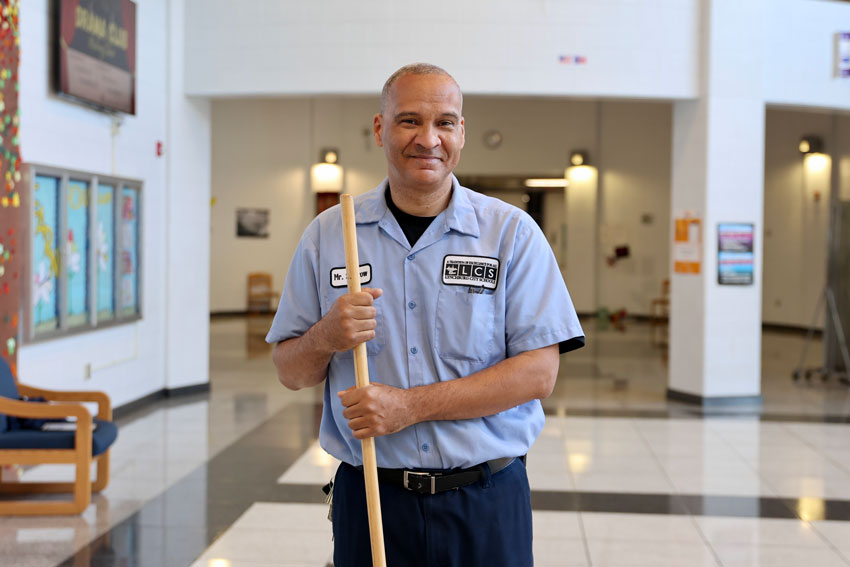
left=274, top=484, right=843, bottom=521
left=544, top=406, right=850, bottom=423
left=530, top=491, right=805, bottom=519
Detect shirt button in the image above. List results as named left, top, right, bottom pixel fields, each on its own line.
left=422, top=443, right=430, bottom=452
left=410, top=347, right=418, bottom=355
left=407, top=254, right=416, bottom=261
left=408, top=301, right=416, bottom=309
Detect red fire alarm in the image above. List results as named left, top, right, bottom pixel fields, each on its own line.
left=156, top=141, right=163, bottom=157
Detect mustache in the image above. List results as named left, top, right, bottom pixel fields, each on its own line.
left=406, top=153, right=443, bottom=159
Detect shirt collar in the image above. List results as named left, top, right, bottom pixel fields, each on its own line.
left=355, top=175, right=480, bottom=238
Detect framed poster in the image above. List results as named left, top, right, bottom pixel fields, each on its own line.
left=237, top=208, right=270, bottom=238
left=56, top=0, right=137, bottom=114
left=717, top=223, right=754, bottom=285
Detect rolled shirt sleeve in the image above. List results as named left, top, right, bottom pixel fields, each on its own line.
left=504, top=215, right=585, bottom=358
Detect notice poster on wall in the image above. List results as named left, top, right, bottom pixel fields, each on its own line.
left=838, top=32, right=850, bottom=78
left=673, top=216, right=701, bottom=274
left=717, top=223, right=754, bottom=285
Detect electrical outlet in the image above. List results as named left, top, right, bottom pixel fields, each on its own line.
left=83, top=363, right=92, bottom=380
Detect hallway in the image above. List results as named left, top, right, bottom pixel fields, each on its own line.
left=2, top=317, right=849, bottom=566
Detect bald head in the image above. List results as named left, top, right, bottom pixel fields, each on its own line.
left=380, top=63, right=462, bottom=115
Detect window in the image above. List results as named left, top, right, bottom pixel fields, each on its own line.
left=26, top=165, right=142, bottom=342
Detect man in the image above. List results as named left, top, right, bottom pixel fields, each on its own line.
left=267, top=63, right=584, bottom=567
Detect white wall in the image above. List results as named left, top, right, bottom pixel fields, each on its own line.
left=186, top=0, right=699, bottom=100
left=188, top=0, right=850, bottom=112
left=209, top=97, right=384, bottom=313
left=764, top=0, right=850, bottom=111
left=209, top=97, right=674, bottom=316
left=18, top=0, right=211, bottom=406
left=598, top=102, right=672, bottom=315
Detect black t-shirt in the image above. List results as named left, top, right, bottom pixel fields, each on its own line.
left=385, top=188, right=437, bottom=248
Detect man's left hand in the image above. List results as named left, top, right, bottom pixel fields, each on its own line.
left=338, top=383, right=412, bottom=439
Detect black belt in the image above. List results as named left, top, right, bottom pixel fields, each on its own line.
left=374, top=456, right=517, bottom=495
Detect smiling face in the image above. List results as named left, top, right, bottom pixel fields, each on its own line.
left=373, top=72, right=465, bottom=197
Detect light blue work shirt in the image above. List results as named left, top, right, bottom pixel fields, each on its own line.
left=267, top=176, right=584, bottom=469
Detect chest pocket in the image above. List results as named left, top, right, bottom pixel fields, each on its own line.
left=322, top=292, right=386, bottom=358
left=434, top=288, right=497, bottom=362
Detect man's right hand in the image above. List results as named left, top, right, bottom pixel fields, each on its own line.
left=315, top=287, right=383, bottom=353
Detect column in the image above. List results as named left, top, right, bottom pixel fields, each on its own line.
left=164, top=0, right=212, bottom=390
left=668, top=0, right=765, bottom=404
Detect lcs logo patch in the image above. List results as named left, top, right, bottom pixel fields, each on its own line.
left=442, top=255, right=499, bottom=290
left=330, top=264, right=372, bottom=288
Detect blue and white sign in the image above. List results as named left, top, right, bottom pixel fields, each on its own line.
left=838, top=32, right=850, bottom=78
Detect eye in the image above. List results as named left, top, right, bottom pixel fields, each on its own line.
left=439, top=120, right=455, bottom=128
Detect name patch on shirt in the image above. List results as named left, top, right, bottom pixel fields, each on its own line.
left=330, top=264, right=372, bottom=288
left=442, top=255, right=500, bottom=290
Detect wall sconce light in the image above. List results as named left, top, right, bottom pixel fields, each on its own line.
left=524, top=178, right=569, bottom=188
left=567, top=150, right=596, bottom=183
left=798, top=136, right=823, bottom=155
left=310, top=148, right=343, bottom=193
left=311, top=148, right=343, bottom=215
left=570, top=151, right=588, bottom=167
left=799, top=136, right=830, bottom=203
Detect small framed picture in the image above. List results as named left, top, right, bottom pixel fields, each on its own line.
left=236, top=208, right=270, bottom=238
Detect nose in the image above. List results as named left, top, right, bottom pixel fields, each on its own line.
left=413, top=124, right=440, bottom=150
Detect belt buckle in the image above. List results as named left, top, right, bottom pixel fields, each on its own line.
left=403, top=471, right=436, bottom=494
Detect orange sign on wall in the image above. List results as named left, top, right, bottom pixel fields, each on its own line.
left=673, top=217, right=701, bottom=274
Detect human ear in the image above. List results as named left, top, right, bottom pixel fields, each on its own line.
left=373, top=114, right=384, bottom=148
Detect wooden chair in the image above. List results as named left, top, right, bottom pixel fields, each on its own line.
left=247, top=272, right=278, bottom=314
left=649, top=278, right=670, bottom=346
left=0, top=358, right=116, bottom=515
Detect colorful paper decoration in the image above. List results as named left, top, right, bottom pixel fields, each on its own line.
left=0, top=0, right=19, bottom=376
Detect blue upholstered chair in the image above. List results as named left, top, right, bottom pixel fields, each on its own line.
left=0, top=358, right=117, bottom=515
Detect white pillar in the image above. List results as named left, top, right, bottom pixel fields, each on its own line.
left=668, top=0, right=765, bottom=404
left=164, top=0, right=212, bottom=390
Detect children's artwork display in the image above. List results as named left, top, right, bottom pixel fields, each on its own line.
left=120, top=187, right=139, bottom=316
left=66, top=179, right=89, bottom=326
left=97, top=184, right=115, bottom=320
left=32, top=175, right=59, bottom=333
left=26, top=167, right=141, bottom=342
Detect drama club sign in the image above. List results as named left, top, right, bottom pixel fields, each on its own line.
left=58, top=0, right=136, bottom=114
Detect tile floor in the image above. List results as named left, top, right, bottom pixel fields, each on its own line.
left=1, top=316, right=849, bottom=566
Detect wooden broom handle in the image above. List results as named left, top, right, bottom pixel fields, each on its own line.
left=340, top=194, right=387, bottom=567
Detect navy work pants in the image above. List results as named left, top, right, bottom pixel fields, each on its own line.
left=331, top=458, right=533, bottom=567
